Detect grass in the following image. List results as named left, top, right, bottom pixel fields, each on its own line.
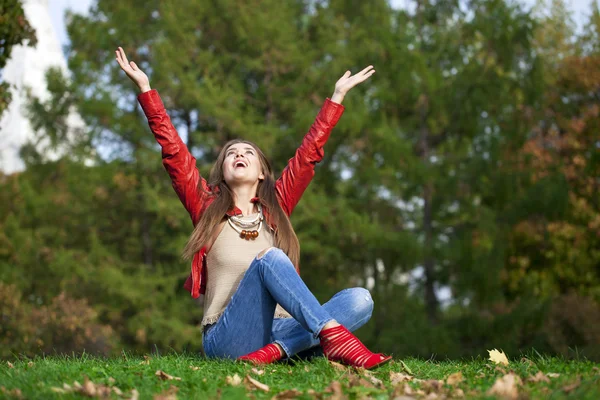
left=0, top=351, right=599, bottom=399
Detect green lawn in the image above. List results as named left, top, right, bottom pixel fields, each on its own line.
left=0, top=352, right=598, bottom=399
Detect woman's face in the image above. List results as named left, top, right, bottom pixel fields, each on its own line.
left=222, top=142, right=265, bottom=186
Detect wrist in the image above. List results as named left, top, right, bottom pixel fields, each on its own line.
left=139, top=84, right=152, bottom=93
left=331, top=90, right=345, bottom=104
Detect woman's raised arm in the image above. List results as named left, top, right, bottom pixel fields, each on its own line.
left=115, top=47, right=208, bottom=225
left=275, top=66, right=375, bottom=215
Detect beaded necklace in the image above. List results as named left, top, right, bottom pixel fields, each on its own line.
left=227, top=204, right=264, bottom=240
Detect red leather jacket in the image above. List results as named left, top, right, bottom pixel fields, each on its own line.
left=138, top=90, right=345, bottom=298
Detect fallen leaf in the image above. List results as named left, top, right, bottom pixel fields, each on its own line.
left=245, top=375, right=270, bottom=392
left=140, top=355, right=150, bottom=365
left=328, top=361, right=347, bottom=371
left=130, top=388, right=140, bottom=400
left=488, top=349, right=510, bottom=366
left=1, top=387, right=23, bottom=398
left=189, top=365, right=200, bottom=371
left=324, top=381, right=346, bottom=400
left=304, top=366, right=310, bottom=373
left=155, top=370, right=182, bottom=381
left=562, top=377, right=581, bottom=393
left=446, top=372, right=463, bottom=385
left=154, top=384, right=178, bottom=400
left=27, top=362, right=34, bottom=367
left=51, top=387, right=67, bottom=394
left=252, top=368, right=265, bottom=376
left=7, top=362, right=14, bottom=369
left=546, top=373, right=560, bottom=378
left=390, top=371, right=414, bottom=385
left=226, top=374, right=242, bottom=386
left=487, top=373, right=522, bottom=400
left=421, top=379, right=444, bottom=394
left=527, top=371, right=550, bottom=383
left=271, top=388, right=302, bottom=399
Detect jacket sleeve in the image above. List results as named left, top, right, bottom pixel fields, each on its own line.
left=275, top=98, right=345, bottom=216
left=138, top=89, right=208, bottom=224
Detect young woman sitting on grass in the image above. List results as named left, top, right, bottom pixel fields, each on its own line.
left=115, top=47, right=391, bottom=369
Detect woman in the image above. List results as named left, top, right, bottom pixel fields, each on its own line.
left=115, top=47, right=391, bottom=369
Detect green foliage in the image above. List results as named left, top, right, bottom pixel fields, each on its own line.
left=0, top=0, right=37, bottom=117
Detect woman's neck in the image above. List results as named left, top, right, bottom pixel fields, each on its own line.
left=232, top=184, right=259, bottom=215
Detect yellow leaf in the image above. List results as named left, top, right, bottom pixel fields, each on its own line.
left=488, top=349, right=509, bottom=365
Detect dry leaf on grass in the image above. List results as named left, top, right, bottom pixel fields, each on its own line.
left=527, top=371, right=550, bottom=383
left=391, top=383, right=410, bottom=398
left=189, top=366, right=200, bottom=371
left=27, top=362, right=34, bottom=367
left=153, top=385, right=178, bottom=400
left=487, top=373, right=522, bottom=400
left=245, top=375, right=270, bottom=392
left=140, top=356, right=150, bottom=365
left=324, top=381, right=346, bottom=400
left=130, top=389, right=140, bottom=400
left=488, top=349, right=510, bottom=366
left=1, top=387, right=22, bottom=399
left=390, top=371, right=414, bottom=385
left=252, top=368, right=265, bottom=376
left=155, top=370, right=181, bottom=381
left=562, top=377, right=581, bottom=393
left=271, top=388, right=302, bottom=399
left=225, top=374, right=242, bottom=386
left=446, top=372, right=464, bottom=385
left=304, top=366, right=310, bottom=372
left=546, top=372, right=560, bottom=378
left=6, top=362, right=14, bottom=369
left=421, top=379, right=444, bottom=394
left=328, top=361, right=347, bottom=371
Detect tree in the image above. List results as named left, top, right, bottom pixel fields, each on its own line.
left=0, top=0, right=36, bottom=117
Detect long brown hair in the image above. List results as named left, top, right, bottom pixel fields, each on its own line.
left=181, top=139, right=300, bottom=268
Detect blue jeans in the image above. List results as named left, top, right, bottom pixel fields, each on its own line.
left=202, top=248, right=374, bottom=359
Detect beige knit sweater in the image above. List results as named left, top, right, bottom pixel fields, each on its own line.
left=201, top=215, right=292, bottom=327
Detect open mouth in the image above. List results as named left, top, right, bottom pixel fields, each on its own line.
left=233, top=160, right=248, bottom=168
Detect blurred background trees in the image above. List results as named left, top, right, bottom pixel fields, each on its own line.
left=1, top=0, right=599, bottom=360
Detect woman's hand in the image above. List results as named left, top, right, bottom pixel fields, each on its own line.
left=331, top=65, right=375, bottom=104
left=115, top=47, right=151, bottom=93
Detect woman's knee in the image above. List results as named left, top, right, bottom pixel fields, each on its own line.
left=257, top=247, right=277, bottom=260
left=347, top=287, right=374, bottom=317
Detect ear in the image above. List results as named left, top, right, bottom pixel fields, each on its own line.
left=259, top=171, right=265, bottom=181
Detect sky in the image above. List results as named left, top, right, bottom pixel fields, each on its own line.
left=49, top=0, right=596, bottom=47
